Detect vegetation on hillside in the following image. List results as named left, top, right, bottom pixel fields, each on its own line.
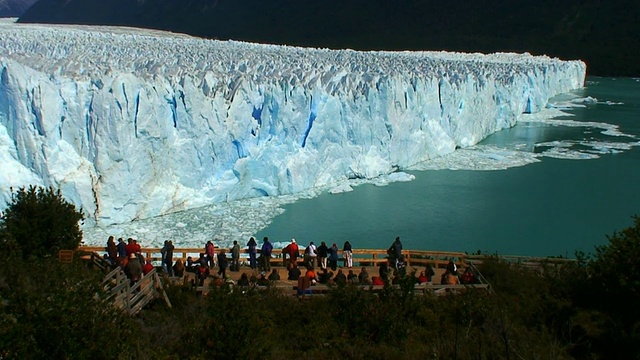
left=0, top=186, right=638, bottom=358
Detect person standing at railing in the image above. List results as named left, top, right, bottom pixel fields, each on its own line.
left=261, top=237, right=273, bottom=271
left=328, top=243, right=339, bottom=271
left=247, top=236, right=258, bottom=269
left=205, top=240, right=216, bottom=268
left=342, top=241, right=353, bottom=268
left=116, top=238, right=127, bottom=259
left=283, top=239, right=299, bottom=267
left=231, top=240, right=241, bottom=271
left=125, top=253, right=142, bottom=285
left=388, top=236, right=403, bottom=269
left=125, top=238, right=136, bottom=256
left=317, top=241, right=328, bottom=270
left=304, top=241, right=317, bottom=269
left=161, top=240, right=175, bottom=277
left=142, top=259, right=154, bottom=275
left=217, top=249, right=228, bottom=279
left=161, top=240, right=169, bottom=273
left=106, top=236, right=117, bottom=265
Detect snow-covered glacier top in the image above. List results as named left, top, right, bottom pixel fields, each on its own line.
left=0, top=19, right=586, bottom=226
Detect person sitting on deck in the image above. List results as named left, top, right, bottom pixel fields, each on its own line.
left=379, top=261, right=390, bottom=281
left=304, top=267, right=317, bottom=285
left=441, top=269, right=460, bottom=285
left=347, top=269, right=358, bottom=284
left=318, top=268, right=333, bottom=284
left=173, top=259, right=185, bottom=277
left=460, top=267, right=478, bottom=284
left=358, top=267, right=371, bottom=285
left=237, top=272, right=250, bottom=287
left=417, top=271, right=429, bottom=284
left=212, top=275, right=225, bottom=287
left=287, top=263, right=301, bottom=280
left=268, top=268, right=280, bottom=281
left=391, top=269, right=403, bottom=285
left=249, top=273, right=258, bottom=285
left=426, top=264, right=436, bottom=282
left=446, top=260, right=458, bottom=275
left=297, top=273, right=313, bottom=298
left=257, top=272, right=270, bottom=286
left=371, top=276, right=384, bottom=286
left=333, top=269, right=347, bottom=286
left=185, top=256, right=197, bottom=272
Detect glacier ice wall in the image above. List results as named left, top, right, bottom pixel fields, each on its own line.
left=0, top=20, right=586, bottom=225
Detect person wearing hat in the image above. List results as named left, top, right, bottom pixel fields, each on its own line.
left=283, top=238, right=299, bottom=267
left=125, top=252, right=142, bottom=284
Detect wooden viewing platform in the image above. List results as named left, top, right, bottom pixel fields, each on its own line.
left=77, top=245, right=574, bottom=307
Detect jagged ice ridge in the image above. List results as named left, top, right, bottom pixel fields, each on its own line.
left=0, top=19, right=586, bottom=226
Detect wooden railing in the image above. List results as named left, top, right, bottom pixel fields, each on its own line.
left=82, top=246, right=468, bottom=269
left=84, top=245, right=576, bottom=273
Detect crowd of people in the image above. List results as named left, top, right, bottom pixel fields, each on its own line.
left=103, top=235, right=479, bottom=291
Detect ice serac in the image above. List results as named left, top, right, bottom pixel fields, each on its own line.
left=0, top=20, right=586, bottom=225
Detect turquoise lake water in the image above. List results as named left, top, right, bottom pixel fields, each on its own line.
left=256, top=77, right=640, bottom=257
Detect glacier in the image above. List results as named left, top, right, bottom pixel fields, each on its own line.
left=0, top=19, right=586, bottom=227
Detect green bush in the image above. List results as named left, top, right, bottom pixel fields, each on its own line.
left=0, top=257, right=139, bottom=359
left=1, top=186, right=84, bottom=259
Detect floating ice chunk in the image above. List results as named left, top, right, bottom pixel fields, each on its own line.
left=329, top=183, right=354, bottom=194
left=521, top=116, right=635, bottom=139
left=539, top=147, right=600, bottom=160
left=577, top=96, right=598, bottom=104
left=412, top=145, right=540, bottom=171
left=387, top=172, right=415, bottom=182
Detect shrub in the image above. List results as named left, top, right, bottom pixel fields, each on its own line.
left=0, top=186, right=84, bottom=259
left=0, top=257, right=139, bottom=359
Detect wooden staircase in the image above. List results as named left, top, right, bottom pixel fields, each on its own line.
left=101, top=267, right=172, bottom=316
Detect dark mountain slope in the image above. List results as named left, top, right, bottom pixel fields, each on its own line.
left=18, top=0, right=640, bottom=76
left=0, top=0, right=38, bottom=17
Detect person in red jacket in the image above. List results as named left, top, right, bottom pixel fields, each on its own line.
left=205, top=240, right=216, bottom=268
left=125, top=238, right=136, bottom=256
left=142, top=259, right=154, bottom=275
left=284, top=239, right=299, bottom=267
